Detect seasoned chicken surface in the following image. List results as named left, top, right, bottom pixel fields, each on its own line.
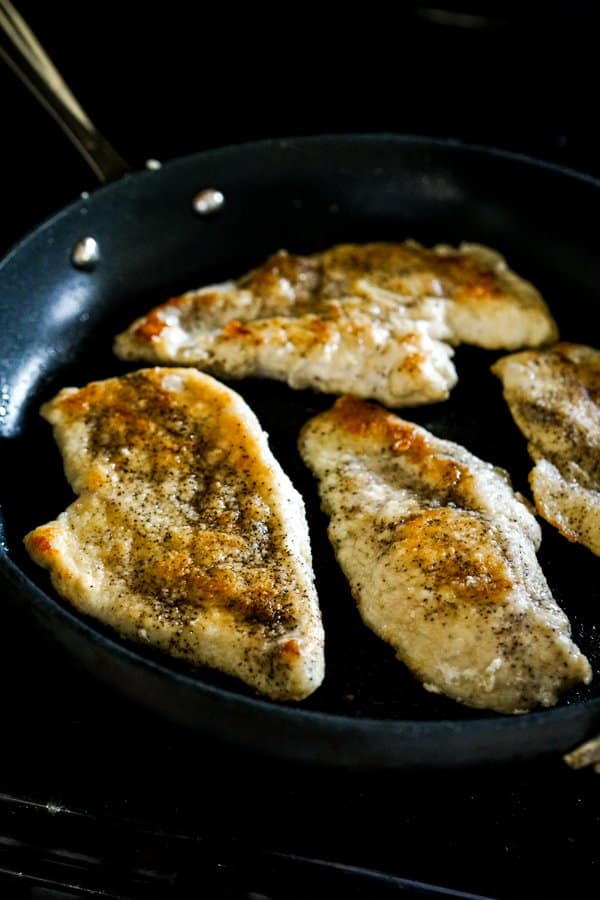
left=493, top=343, right=600, bottom=556
left=115, top=241, right=557, bottom=407
left=299, top=396, right=591, bottom=714
left=564, top=734, right=600, bottom=772
left=24, top=369, right=324, bottom=700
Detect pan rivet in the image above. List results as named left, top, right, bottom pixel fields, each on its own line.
left=193, top=188, right=225, bottom=216
left=71, top=237, right=99, bottom=270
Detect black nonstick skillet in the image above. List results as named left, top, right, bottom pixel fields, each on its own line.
left=1, top=1, right=599, bottom=768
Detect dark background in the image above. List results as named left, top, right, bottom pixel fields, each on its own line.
left=2, top=3, right=600, bottom=898
left=4, top=2, right=600, bottom=255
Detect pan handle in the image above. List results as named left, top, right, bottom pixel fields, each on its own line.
left=0, top=0, right=131, bottom=182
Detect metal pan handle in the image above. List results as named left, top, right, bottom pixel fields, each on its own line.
left=0, top=0, right=131, bottom=182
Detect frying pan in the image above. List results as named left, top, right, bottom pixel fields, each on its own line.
left=1, top=3, right=599, bottom=769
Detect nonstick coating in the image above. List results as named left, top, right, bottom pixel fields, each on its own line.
left=1, top=135, right=599, bottom=768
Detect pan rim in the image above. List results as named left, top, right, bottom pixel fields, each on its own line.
left=3, top=131, right=600, bottom=269
left=3, top=548, right=599, bottom=740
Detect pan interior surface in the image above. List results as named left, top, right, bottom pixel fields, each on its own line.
left=1, top=136, right=599, bottom=766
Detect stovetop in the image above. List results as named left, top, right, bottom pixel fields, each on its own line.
left=3, top=597, right=600, bottom=900
left=2, top=4, right=600, bottom=897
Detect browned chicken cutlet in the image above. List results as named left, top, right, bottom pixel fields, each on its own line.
left=114, top=241, right=557, bottom=407
left=299, top=396, right=591, bottom=714
left=493, top=342, right=600, bottom=556
left=24, top=368, right=325, bottom=700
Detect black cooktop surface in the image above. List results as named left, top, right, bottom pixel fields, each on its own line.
left=2, top=4, right=600, bottom=897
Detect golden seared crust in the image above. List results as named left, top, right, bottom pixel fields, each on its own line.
left=24, top=368, right=324, bottom=700
left=299, top=396, right=590, bottom=714
left=114, top=241, right=556, bottom=406
left=492, top=343, right=600, bottom=555
left=317, top=242, right=552, bottom=329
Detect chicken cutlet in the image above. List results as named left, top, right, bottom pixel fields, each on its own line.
left=298, top=396, right=591, bottom=714
left=24, top=368, right=324, bottom=700
left=316, top=241, right=557, bottom=348
left=114, top=241, right=557, bottom=407
left=492, top=342, right=600, bottom=556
